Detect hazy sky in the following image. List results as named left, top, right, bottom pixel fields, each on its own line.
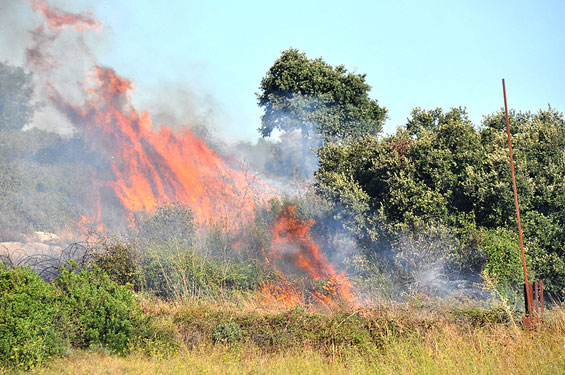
left=4, top=0, right=565, bottom=141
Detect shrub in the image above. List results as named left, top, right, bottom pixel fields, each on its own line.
left=54, top=264, right=149, bottom=355
left=135, top=202, right=195, bottom=248
left=94, top=240, right=140, bottom=289
left=213, top=322, right=242, bottom=344
left=140, top=247, right=266, bottom=299
left=0, top=264, right=67, bottom=369
left=479, top=228, right=526, bottom=290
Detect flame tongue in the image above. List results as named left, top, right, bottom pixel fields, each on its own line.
left=26, top=2, right=272, bottom=228
left=27, top=2, right=354, bottom=307
left=29, top=0, right=100, bottom=31
left=268, top=205, right=355, bottom=305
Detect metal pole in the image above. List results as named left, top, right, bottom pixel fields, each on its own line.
left=502, top=79, right=532, bottom=314
left=540, top=280, right=543, bottom=319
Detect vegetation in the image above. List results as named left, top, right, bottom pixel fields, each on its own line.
left=316, top=107, right=565, bottom=296
left=257, top=48, right=387, bottom=143
left=0, top=264, right=161, bottom=370
left=0, top=265, right=66, bottom=369
left=7, top=298, right=565, bottom=374
left=2, top=50, right=565, bottom=373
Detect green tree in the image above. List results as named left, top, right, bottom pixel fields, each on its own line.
left=315, top=106, right=565, bottom=296
left=257, top=49, right=387, bottom=143
left=0, top=62, right=35, bottom=131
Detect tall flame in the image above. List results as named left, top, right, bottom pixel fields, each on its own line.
left=27, top=1, right=271, bottom=227
left=26, top=2, right=355, bottom=308
left=49, top=66, right=268, bottom=227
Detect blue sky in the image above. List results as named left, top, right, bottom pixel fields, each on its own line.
left=13, top=0, right=565, bottom=140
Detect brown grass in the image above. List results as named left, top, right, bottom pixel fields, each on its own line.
left=9, top=300, right=565, bottom=375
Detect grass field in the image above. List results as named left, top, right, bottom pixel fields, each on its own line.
left=9, top=297, right=565, bottom=375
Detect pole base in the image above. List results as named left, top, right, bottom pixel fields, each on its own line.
left=522, top=316, right=540, bottom=330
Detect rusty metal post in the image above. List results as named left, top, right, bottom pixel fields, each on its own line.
left=502, top=79, right=536, bottom=325
left=534, top=281, right=539, bottom=317
left=540, top=280, right=543, bottom=319
left=524, top=283, right=530, bottom=316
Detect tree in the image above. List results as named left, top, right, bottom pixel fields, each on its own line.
left=257, top=49, right=387, bottom=143
left=0, top=62, right=35, bottom=131
left=315, top=106, right=565, bottom=296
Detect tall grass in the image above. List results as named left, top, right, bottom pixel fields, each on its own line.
left=16, top=300, right=565, bottom=375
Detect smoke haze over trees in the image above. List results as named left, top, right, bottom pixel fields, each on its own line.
left=2, top=44, right=565, bottom=298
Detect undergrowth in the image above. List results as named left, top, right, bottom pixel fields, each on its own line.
left=10, top=299, right=565, bottom=375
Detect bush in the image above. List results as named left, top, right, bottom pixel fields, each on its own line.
left=135, top=202, right=195, bottom=248
left=54, top=264, right=149, bottom=354
left=479, top=228, right=526, bottom=290
left=213, top=322, right=242, bottom=344
left=94, top=241, right=140, bottom=289
left=140, top=248, right=265, bottom=299
left=0, top=265, right=67, bottom=369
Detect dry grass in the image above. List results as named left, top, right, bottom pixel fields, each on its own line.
left=7, top=301, right=565, bottom=375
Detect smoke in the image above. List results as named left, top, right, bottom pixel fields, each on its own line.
left=0, top=1, right=494, bottom=307
left=230, top=119, right=322, bottom=180
left=0, top=0, right=36, bottom=65
left=393, top=227, right=490, bottom=300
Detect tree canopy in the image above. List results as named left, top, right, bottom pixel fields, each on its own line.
left=257, top=49, right=387, bottom=143
left=315, top=107, right=565, bottom=296
left=0, top=62, right=35, bottom=131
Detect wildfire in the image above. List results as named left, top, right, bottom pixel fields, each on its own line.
left=265, top=205, right=355, bottom=306
left=26, top=2, right=355, bottom=309
left=28, top=0, right=100, bottom=31
left=27, top=2, right=272, bottom=229
left=258, top=281, right=303, bottom=308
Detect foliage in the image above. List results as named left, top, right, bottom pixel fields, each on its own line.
left=94, top=240, right=140, bottom=289
left=478, top=227, right=527, bottom=289
left=0, top=62, right=35, bottom=131
left=316, top=107, right=565, bottom=297
left=212, top=322, right=243, bottom=344
left=0, top=264, right=67, bottom=370
left=257, top=48, right=387, bottom=143
left=0, top=263, right=175, bottom=369
left=139, top=247, right=266, bottom=299
left=134, top=202, right=195, bottom=249
left=54, top=264, right=148, bottom=354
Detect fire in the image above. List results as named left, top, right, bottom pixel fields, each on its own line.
left=28, top=0, right=100, bottom=31
left=258, top=281, right=303, bottom=308
left=52, top=66, right=266, bottom=227
left=27, top=2, right=272, bottom=229
left=26, top=2, right=355, bottom=308
left=266, top=205, right=355, bottom=305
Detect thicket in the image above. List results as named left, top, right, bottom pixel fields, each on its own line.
left=315, top=107, right=565, bottom=297
left=0, top=263, right=163, bottom=370
left=3, top=53, right=565, bottom=303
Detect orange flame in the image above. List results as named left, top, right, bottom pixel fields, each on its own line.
left=27, top=2, right=272, bottom=229
left=28, top=0, right=100, bottom=31
left=49, top=66, right=269, bottom=227
left=258, top=281, right=303, bottom=308
left=266, top=205, right=355, bottom=305
left=26, top=3, right=355, bottom=309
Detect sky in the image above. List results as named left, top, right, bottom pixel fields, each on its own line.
left=3, top=0, right=565, bottom=141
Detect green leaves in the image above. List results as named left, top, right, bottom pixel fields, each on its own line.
left=257, top=49, right=387, bottom=143
left=0, top=265, right=65, bottom=369
left=0, top=264, right=153, bottom=369
left=315, top=106, right=565, bottom=296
